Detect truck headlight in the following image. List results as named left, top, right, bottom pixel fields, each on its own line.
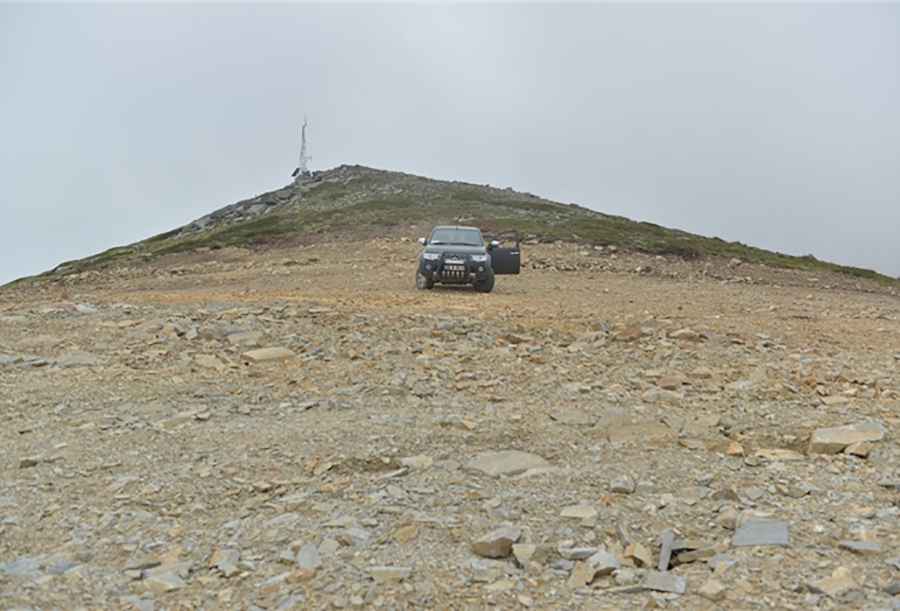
left=422, top=253, right=441, bottom=261
left=470, top=254, right=487, bottom=263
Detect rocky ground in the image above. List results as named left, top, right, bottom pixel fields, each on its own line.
left=1, top=239, right=899, bottom=610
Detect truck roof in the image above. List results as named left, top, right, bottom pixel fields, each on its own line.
left=432, top=225, right=481, bottom=232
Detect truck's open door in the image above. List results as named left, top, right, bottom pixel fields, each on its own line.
left=489, top=231, right=521, bottom=275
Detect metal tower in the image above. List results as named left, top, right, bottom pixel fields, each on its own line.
left=292, top=117, right=312, bottom=182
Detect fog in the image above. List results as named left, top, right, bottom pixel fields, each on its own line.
left=2, top=3, right=898, bottom=285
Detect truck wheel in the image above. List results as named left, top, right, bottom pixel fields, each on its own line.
left=416, top=271, right=434, bottom=290
left=474, top=269, right=494, bottom=293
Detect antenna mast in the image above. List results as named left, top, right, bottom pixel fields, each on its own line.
left=292, top=116, right=312, bottom=183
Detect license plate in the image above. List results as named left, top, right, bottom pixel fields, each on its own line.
left=445, top=259, right=464, bottom=265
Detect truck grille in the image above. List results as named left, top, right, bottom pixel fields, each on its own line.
left=441, top=264, right=468, bottom=280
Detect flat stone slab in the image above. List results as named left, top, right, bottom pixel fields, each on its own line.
left=465, top=450, right=549, bottom=477
left=838, top=540, right=881, bottom=555
left=643, top=570, right=687, bottom=594
left=658, top=529, right=676, bottom=571
left=808, top=421, right=886, bottom=454
left=560, top=504, right=598, bottom=520
left=227, top=331, right=263, bottom=347
left=55, top=352, right=100, bottom=368
left=242, top=347, right=295, bottom=362
left=733, top=519, right=790, bottom=547
left=0, top=556, right=42, bottom=578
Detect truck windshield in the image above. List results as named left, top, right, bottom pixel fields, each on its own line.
left=429, top=228, right=483, bottom=246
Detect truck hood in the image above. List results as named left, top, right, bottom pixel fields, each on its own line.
left=424, top=244, right=486, bottom=256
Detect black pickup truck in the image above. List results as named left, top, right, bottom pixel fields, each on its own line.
left=415, top=226, right=520, bottom=293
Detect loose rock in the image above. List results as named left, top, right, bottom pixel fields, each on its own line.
left=512, top=544, right=536, bottom=567
left=18, top=456, right=41, bottom=469
left=471, top=525, right=522, bottom=558
left=625, top=543, right=653, bottom=568
left=610, top=475, right=636, bottom=494
left=242, top=347, right=295, bottom=362
left=209, top=548, right=241, bottom=578
left=698, top=578, right=726, bottom=601
left=560, top=504, right=598, bottom=520
left=807, top=566, right=857, bottom=598
left=808, top=421, right=886, bottom=454
left=658, top=529, right=675, bottom=571
left=838, top=540, right=881, bottom=555
left=844, top=441, right=873, bottom=458
left=368, top=566, right=412, bottom=583
left=143, top=568, right=186, bottom=593
left=296, top=544, right=321, bottom=572
left=465, top=451, right=550, bottom=477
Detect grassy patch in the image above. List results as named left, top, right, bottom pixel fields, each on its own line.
left=152, top=215, right=298, bottom=255
left=144, top=227, right=183, bottom=243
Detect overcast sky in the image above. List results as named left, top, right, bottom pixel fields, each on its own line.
left=2, top=3, right=898, bottom=285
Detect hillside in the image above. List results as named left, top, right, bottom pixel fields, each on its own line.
left=34, top=165, right=893, bottom=284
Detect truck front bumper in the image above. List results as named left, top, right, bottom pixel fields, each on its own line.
left=420, top=260, right=489, bottom=284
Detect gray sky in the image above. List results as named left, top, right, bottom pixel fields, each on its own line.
left=2, top=3, right=898, bottom=285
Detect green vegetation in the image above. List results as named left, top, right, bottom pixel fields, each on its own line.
left=14, top=165, right=895, bottom=285
left=153, top=215, right=298, bottom=254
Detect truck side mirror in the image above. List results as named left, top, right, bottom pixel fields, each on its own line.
left=418, top=237, right=427, bottom=245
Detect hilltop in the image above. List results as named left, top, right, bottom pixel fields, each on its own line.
left=27, top=165, right=893, bottom=286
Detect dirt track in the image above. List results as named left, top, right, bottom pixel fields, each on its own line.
left=1, top=240, right=898, bottom=609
